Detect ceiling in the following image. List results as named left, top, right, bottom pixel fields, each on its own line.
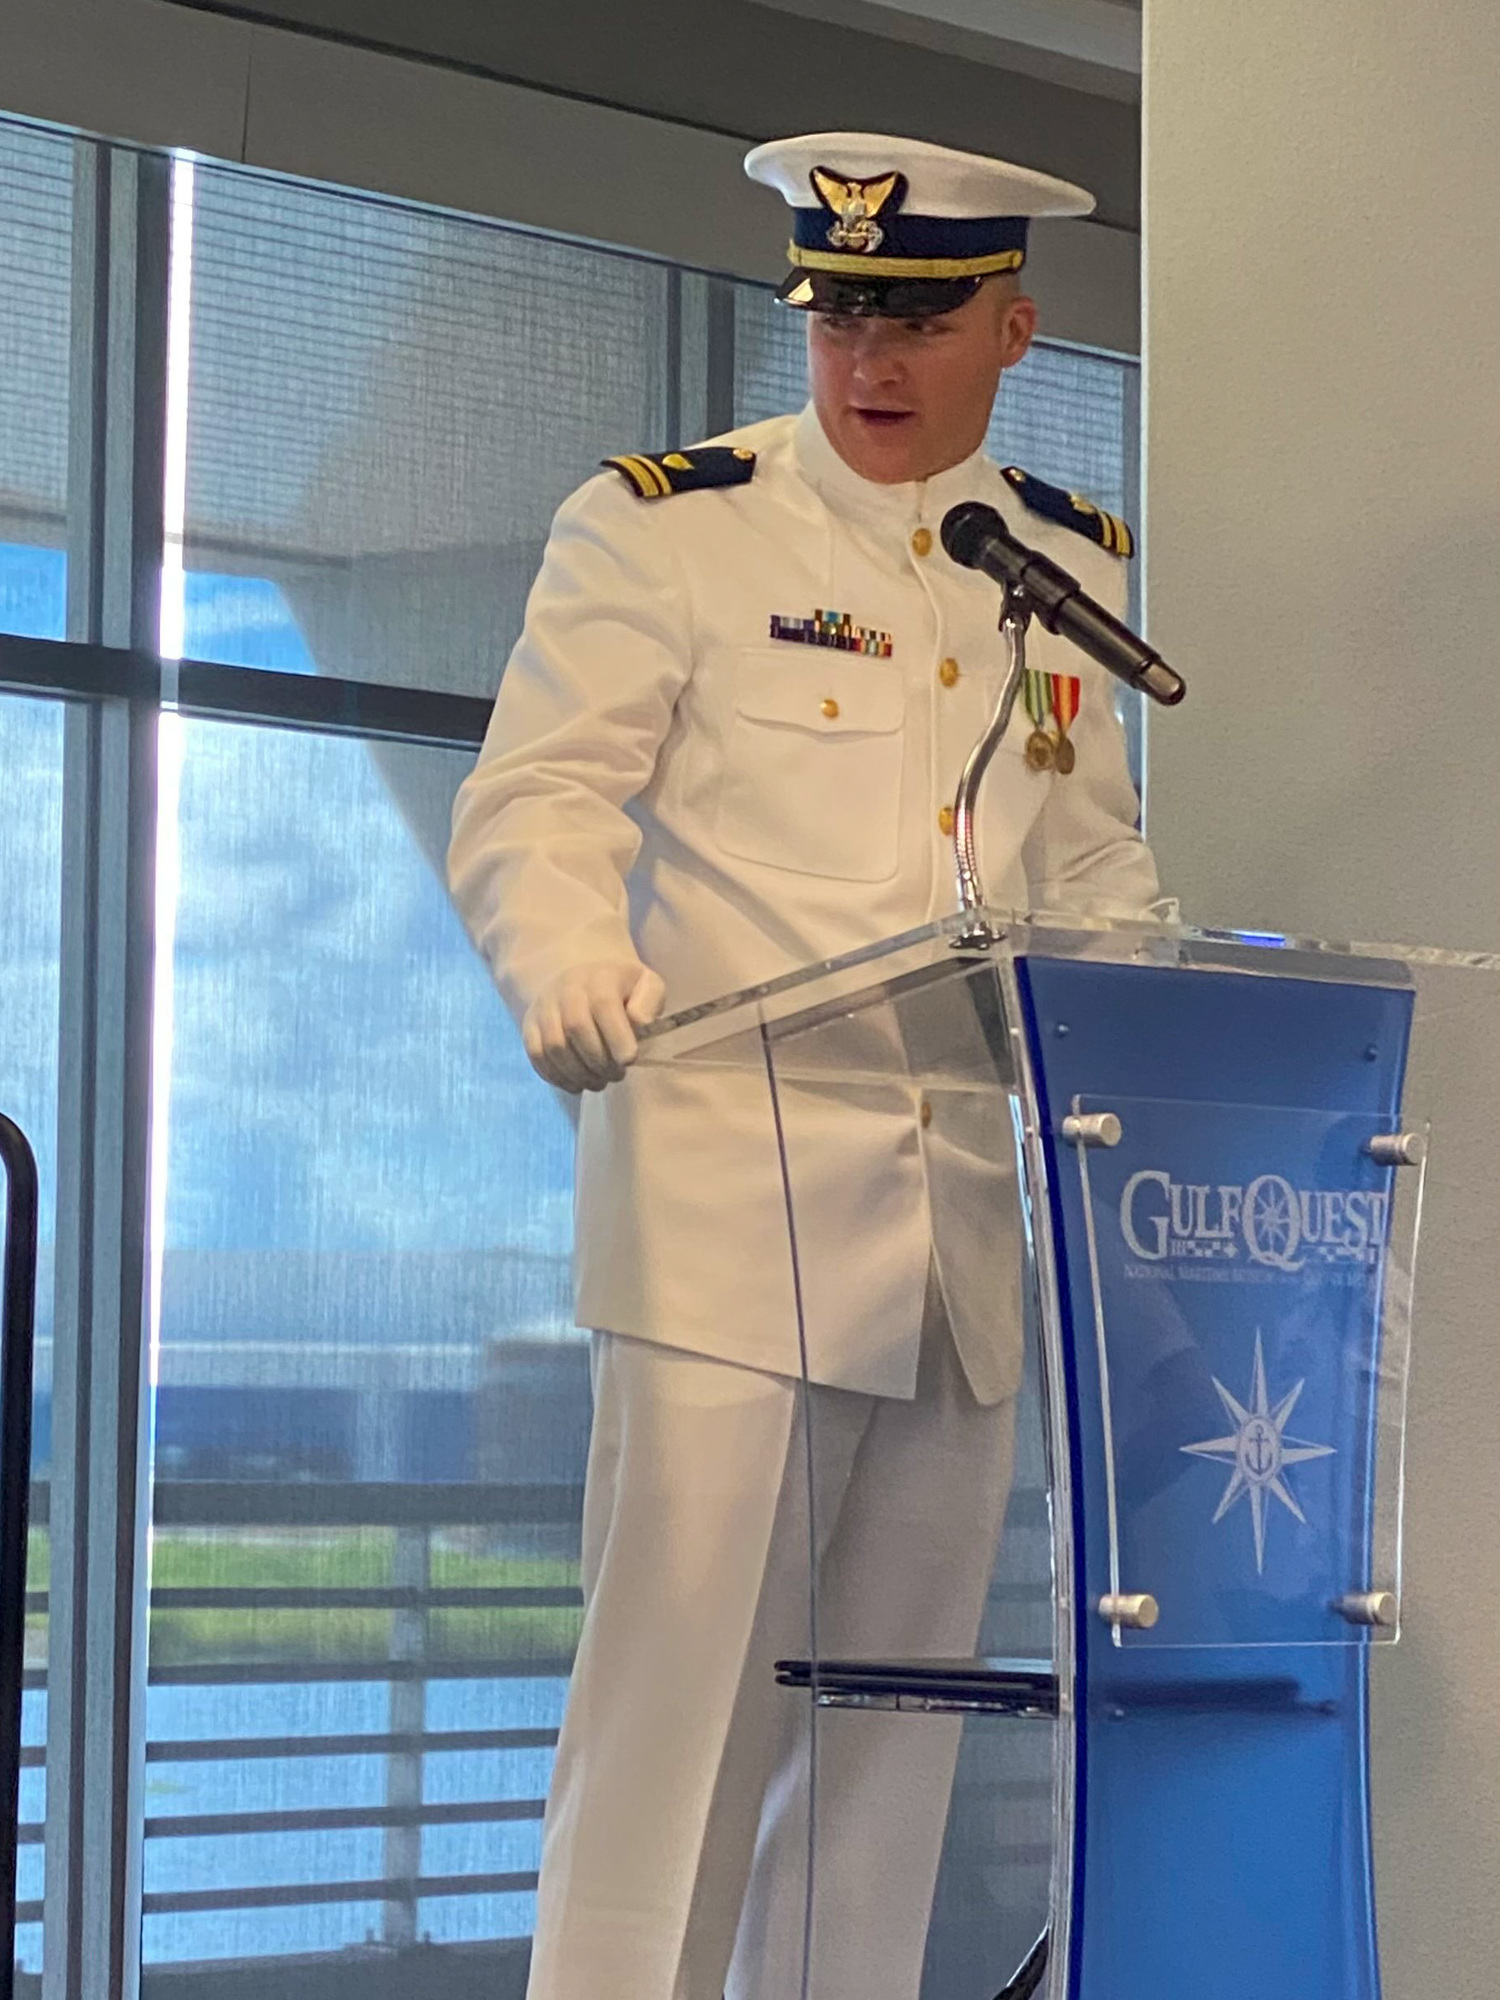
left=755, top=0, right=1142, bottom=99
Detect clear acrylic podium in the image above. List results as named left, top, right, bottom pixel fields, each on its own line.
left=640, top=908, right=1497, bottom=2000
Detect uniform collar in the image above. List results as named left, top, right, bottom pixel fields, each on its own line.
left=791, top=401, right=996, bottom=531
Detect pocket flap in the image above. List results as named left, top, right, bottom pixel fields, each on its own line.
left=732, top=654, right=903, bottom=735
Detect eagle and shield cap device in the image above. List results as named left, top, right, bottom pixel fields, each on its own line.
left=743, top=131, right=1094, bottom=318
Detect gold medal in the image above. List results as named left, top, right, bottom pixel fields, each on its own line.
left=1022, top=669, right=1054, bottom=771
left=1050, top=673, right=1081, bottom=777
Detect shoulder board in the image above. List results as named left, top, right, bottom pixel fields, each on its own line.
left=1000, top=464, right=1134, bottom=559
left=601, top=446, right=757, bottom=501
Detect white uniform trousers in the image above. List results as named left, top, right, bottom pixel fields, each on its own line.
left=525, top=1287, right=1018, bottom=2000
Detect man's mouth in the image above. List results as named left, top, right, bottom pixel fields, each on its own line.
left=853, top=408, right=916, bottom=429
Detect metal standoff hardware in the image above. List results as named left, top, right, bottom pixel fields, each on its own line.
left=1365, top=1132, right=1426, bottom=1167
left=1098, top=1592, right=1159, bottom=1630
left=1338, top=1591, right=1398, bottom=1629
left=1062, top=1111, right=1122, bottom=1148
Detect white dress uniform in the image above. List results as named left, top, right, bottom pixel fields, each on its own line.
left=450, top=404, right=1158, bottom=1395
left=447, top=132, right=1163, bottom=2000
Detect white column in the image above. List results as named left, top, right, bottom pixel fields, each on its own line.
left=1143, top=6, right=1500, bottom=1994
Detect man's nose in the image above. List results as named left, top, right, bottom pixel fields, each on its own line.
left=849, top=328, right=905, bottom=388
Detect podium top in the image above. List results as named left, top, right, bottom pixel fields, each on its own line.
left=639, top=907, right=1500, bottom=1068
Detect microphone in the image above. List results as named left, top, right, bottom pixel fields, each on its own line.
left=941, top=501, right=1186, bottom=707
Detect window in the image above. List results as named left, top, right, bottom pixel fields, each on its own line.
left=146, top=715, right=581, bottom=1969
left=180, top=168, right=672, bottom=694
left=0, top=115, right=1142, bottom=1993
left=0, top=121, right=72, bottom=638
left=0, top=692, right=65, bottom=1982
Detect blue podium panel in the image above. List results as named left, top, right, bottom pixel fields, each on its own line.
left=1073, top=1096, right=1400, bottom=1649
left=1017, top=954, right=1416, bottom=2000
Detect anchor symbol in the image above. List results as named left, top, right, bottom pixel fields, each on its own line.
left=1181, top=1333, right=1336, bottom=1574
left=1244, top=1420, right=1276, bottom=1479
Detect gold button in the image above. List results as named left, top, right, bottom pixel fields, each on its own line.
left=733, top=447, right=755, bottom=460
left=919, top=1099, right=933, bottom=1129
left=911, top=526, right=933, bottom=558
left=937, top=805, right=955, bottom=838
left=938, top=657, right=960, bottom=688
left=820, top=697, right=840, bottom=719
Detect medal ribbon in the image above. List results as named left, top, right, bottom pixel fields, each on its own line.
left=1050, top=673, right=1080, bottom=737
left=1022, top=668, right=1051, bottom=729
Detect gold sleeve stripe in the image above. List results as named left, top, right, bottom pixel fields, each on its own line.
left=786, top=244, right=1025, bottom=280
left=1098, top=510, right=1119, bottom=556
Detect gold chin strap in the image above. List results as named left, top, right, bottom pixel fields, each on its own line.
left=787, top=243, right=1025, bottom=280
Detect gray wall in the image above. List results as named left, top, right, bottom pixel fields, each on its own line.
left=157, top=0, right=1142, bottom=222
left=1143, top=4, right=1500, bottom=1993
left=0, top=0, right=1140, bottom=352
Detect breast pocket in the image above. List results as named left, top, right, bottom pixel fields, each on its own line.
left=714, top=652, right=905, bottom=882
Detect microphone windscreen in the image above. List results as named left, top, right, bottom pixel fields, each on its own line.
left=940, top=500, right=1006, bottom=568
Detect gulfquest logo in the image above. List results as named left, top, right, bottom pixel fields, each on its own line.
left=1118, top=1169, right=1390, bottom=1280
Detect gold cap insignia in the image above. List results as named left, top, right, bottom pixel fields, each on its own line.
left=809, top=168, right=906, bottom=256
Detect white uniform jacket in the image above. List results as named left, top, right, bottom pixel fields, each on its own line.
left=449, top=404, right=1161, bottom=1401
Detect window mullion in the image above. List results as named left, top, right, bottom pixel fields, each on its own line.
left=704, top=276, right=737, bottom=438
left=44, top=140, right=168, bottom=2000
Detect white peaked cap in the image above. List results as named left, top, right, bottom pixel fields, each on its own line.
left=743, top=131, right=1094, bottom=221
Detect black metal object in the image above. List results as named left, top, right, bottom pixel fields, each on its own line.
left=774, top=1656, right=1058, bottom=1719
left=994, top=1927, right=1049, bottom=2000
left=0, top=1115, right=39, bottom=2000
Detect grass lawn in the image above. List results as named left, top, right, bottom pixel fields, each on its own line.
left=25, top=1525, right=583, bottom=1668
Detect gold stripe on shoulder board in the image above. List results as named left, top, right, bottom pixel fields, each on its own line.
left=604, top=455, right=658, bottom=498
left=624, top=454, right=671, bottom=497
left=1070, top=492, right=1115, bottom=555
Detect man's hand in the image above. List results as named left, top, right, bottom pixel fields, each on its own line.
left=521, top=961, right=667, bottom=1093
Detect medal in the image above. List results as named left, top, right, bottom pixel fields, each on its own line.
left=1050, top=672, right=1081, bottom=776
left=1022, top=669, right=1055, bottom=771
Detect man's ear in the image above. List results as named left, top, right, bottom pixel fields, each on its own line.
left=999, top=291, right=1039, bottom=370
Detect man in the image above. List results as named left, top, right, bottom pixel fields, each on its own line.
left=448, top=132, right=1161, bottom=2000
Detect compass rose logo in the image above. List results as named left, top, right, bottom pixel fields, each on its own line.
left=1180, top=1332, right=1335, bottom=1574
left=1244, top=1177, right=1304, bottom=1271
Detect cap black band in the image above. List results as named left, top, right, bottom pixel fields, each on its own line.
left=790, top=206, right=1030, bottom=269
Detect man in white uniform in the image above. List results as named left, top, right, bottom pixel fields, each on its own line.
left=449, top=132, right=1162, bottom=2000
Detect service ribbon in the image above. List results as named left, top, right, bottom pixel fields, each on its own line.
left=1050, top=673, right=1080, bottom=736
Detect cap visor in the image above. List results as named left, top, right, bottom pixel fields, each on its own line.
left=775, top=268, right=985, bottom=318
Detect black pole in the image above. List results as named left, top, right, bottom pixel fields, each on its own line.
left=0, top=1115, right=39, bottom=2000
